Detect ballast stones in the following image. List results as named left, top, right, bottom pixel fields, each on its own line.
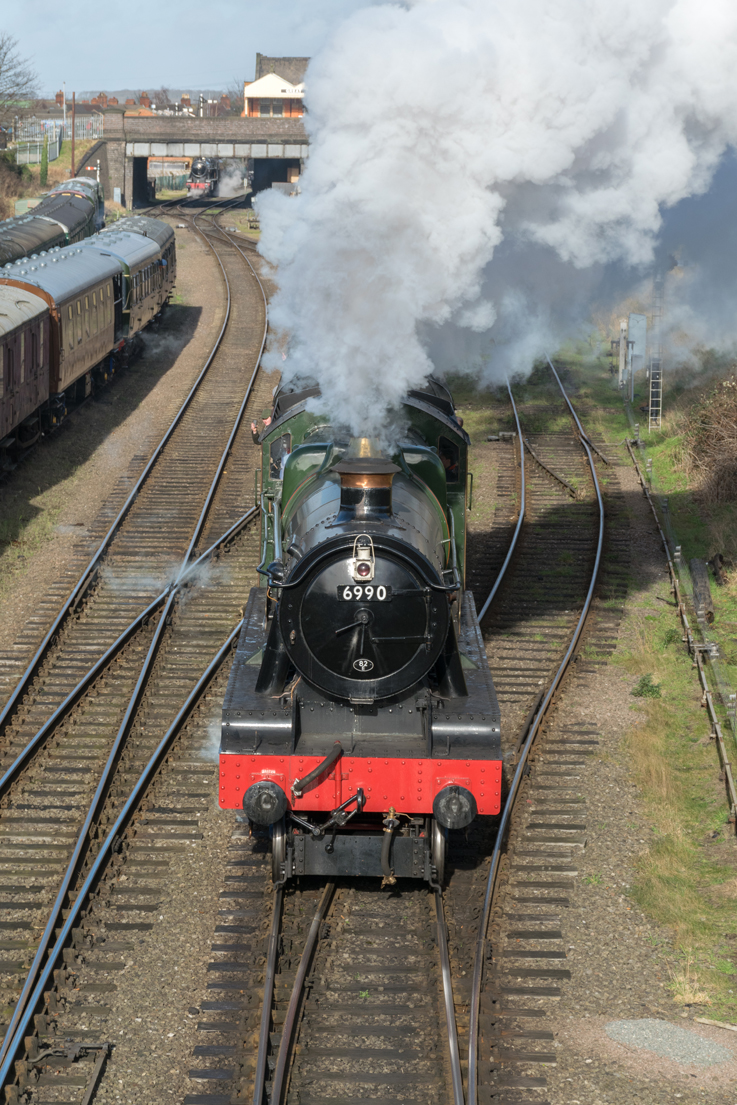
left=605, top=1018, right=732, bottom=1065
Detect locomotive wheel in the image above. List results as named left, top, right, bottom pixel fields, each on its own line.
left=271, top=818, right=287, bottom=884
left=431, top=819, right=447, bottom=886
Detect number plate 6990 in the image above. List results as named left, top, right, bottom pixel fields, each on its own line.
left=337, top=585, right=392, bottom=601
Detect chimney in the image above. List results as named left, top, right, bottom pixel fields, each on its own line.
left=332, top=453, right=400, bottom=522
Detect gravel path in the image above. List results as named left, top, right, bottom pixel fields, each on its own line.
left=605, top=1019, right=732, bottom=1064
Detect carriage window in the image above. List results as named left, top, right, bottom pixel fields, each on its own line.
left=76, top=301, right=82, bottom=345
left=7, top=347, right=14, bottom=392
left=39, top=320, right=44, bottom=366
left=20, top=332, right=25, bottom=383
left=68, top=305, right=74, bottom=351
left=438, top=437, right=460, bottom=483
left=91, top=291, right=98, bottom=335
left=31, top=330, right=38, bottom=376
left=269, top=433, right=292, bottom=479
left=84, top=296, right=90, bottom=338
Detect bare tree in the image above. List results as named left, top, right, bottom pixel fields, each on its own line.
left=0, top=33, right=37, bottom=127
left=153, top=86, right=170, bottom=109
left=224, top=78, right=247, bottom=115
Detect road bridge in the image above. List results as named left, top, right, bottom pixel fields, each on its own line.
left=98, top=113, right=308, bottom=207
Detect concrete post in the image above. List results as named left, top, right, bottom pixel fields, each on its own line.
left=618, top=318, right=627, bottom=388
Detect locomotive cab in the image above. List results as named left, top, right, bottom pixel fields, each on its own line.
left=219, top=385, right=502, bottom=886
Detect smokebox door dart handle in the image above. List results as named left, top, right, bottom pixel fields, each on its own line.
left=292, top=741, right=343, bottom=798
left=335, top=611, right=371, bottom=636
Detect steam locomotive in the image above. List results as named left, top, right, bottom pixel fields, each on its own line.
left=219, top=379, right=502, bottom=885
left=186, top=157, right=221, bottom=197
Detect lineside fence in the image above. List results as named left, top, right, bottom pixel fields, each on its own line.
left=14, top=116, right=104, bottom=142
left=14, top=133, right=62, bottom=165
left=624, top=402, right=737, bottom=828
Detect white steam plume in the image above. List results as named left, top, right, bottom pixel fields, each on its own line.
left=218, top=162, right=246, bottom=199
left=258, top=0, right=737, bottom=435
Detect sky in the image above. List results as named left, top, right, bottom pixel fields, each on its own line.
left=9, top=0, right=736, bottom=429
left=5, top=0, right=373, bottom=94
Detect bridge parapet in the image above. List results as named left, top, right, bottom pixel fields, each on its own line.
left=103, top=111, right=309, bottom=207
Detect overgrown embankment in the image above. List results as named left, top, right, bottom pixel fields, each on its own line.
left=0, top=141, right=98, bottom=219
left=0, top=153, right=32, bottom=219
left=554, top=350, right=737, bottom=1016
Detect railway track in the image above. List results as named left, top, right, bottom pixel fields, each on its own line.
left=0, top=291, right=627, bottom=1105
left=466, top=361, right=630, bottom=1105
left=0, top=199, right=273, bottom=1099
left=169, top=363, right=616, bottom=1105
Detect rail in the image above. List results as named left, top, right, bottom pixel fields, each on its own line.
left=0, top=619, right=243, bottom=1089
left=477, top=380, right=526, bottom=622
left=250, top=878, right=463, bottom=1105
left=252, top=887, right=284, bottom=1105
left=626, top=440, right=737, bottom=825
left=467, top=355, right=606, bottom=1104
left=268, top=882, right=336, bottom=1104
left=0, top=194, right=266, bottom=739
left=0, top=196, right=268, bottom=1076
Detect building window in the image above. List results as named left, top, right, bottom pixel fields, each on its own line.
left=258, top=98, right=285, bottom=117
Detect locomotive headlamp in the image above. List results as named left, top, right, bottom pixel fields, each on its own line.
left=243, top=780, right=288, bottom=825
left=433, top=785, right=478, bottom=830
left=351, top=534, right=375, bottom=582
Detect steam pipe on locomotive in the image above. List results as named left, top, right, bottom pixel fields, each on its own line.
left=219, top=387, right=502, bottom=885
